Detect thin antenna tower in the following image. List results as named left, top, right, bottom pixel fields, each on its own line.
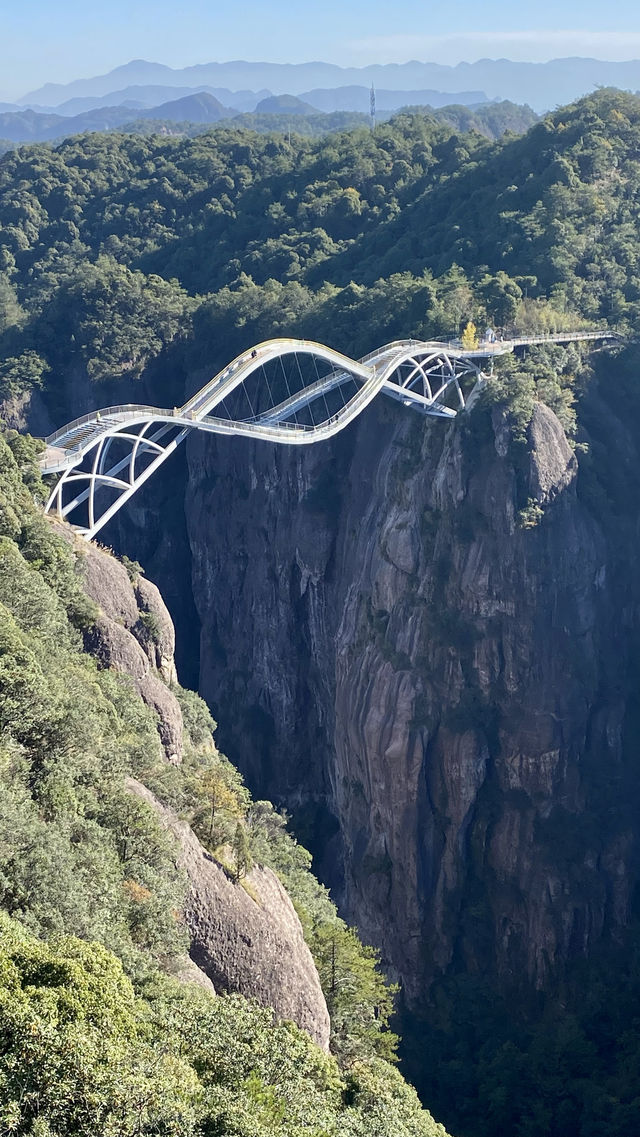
left=370, top=83, right=376, bottom=132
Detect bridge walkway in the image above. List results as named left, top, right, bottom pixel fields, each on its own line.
left=38, top=330, right=619, bottom=538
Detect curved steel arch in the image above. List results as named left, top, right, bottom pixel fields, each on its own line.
left=41, top=330, right=611, bottom=540
left=39, top=337, right=486, bottom=538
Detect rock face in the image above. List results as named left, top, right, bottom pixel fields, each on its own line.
left=78, top=541, right=184, bottom=763
left=134, top=575, right=178, bottom=685
left=64, top=532, right=330, bottom=1045
left=183, top=387, right=638, bottom=1007
left=127, top=777, right=331, bottom=1050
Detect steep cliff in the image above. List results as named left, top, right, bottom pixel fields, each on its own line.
left=52, top=526, right=331, bottom=1045
left=184, top=355, right=639, bottom=1009
left=128, top=776, right=330, bottom=1049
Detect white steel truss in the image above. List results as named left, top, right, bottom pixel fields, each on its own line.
left=39, top=332, right=615, bottom=540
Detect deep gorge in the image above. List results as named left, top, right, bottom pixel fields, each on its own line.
left=98, top=339, right=640, bottom=1134
left=179, top=353, right=638, bottom=970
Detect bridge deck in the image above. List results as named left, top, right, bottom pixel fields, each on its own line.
left=40, top=331, right=617, bottom=473
left=38, top=330, right=620, bottom=538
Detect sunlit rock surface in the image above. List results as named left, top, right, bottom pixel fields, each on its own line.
left=127, top=777, right=331, bottom=1049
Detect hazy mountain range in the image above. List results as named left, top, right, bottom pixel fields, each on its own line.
left=14, top=56, right=640, bottom=113
left=0, top=93, right=234, bottom=144
left=6, top=83, right=487, bottom=118
left=39, top=86, right=272, bottom=116
left=0, top=87, right=492, bottom=145
left=1, top=54, right=639, bottom=146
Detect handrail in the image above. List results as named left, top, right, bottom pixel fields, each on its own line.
left=44, top=404, right=172, bottom=447
left=44, top=330, right=615, bottom=449
left=40, top=329, right=620, bottom=537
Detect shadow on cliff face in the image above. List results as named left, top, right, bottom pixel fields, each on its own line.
left=102, top=444, right=202, bottom=691
left=96, top=342, right=640, bottom=1131
left=177, top=376, right=622, bottom=998
left=394, top=348, right=640, bottom=1136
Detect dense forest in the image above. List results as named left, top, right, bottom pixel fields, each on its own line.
left=1, top=87, right=637, bottom=420
left=2, top=86, right=640, bottom=1136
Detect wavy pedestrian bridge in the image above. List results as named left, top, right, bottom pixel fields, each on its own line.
left=39, top=331, right=615, bottom=540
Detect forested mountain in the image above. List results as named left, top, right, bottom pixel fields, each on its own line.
left=0, top=96, right=534, bottom=146
left=0, top=91, right=235, bottom=144
left=419, top=98, right=537, bottom=138
left=255, top=94, right=318, bottom=115
left=0, top=429, right=447, bottom=1135
left=0, top=87, right=635, bottom=424
left=3, top=87, right=640, bottom=1137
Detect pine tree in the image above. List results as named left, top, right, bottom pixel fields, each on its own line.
left=231, top=822, right=252, bottom=883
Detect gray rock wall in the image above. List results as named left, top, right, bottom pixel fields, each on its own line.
left=127, top=777, right=331, bottom=1050
left=184, top=391, right=636, bottom=1007
left=58, top=530, right=331, bottom=1046
left=78, top=540, right=185, bottom=763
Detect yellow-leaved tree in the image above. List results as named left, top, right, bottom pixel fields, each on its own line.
left=461, top=320, right=479, bottom=350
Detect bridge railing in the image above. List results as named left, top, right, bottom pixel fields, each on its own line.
left=444, top=329, right=617, bottom=353
left=41, top=330, right=619, bottom=464
left=43, top=404, right=175, bottom=448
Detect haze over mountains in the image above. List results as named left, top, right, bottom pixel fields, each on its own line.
left=0, top=89, right=501, bottom=146
left=0, top=93, right=236, bottom=144
left=0, top=51, right=639, bottom=150
left=42, top=86, right=272, bottom=116
left=0, top=76, right=517, bottom=147
left=22, top=84, right=486, bottom=118
left=1, top=52, right=639, bottom=147
left=14, top=55, right=640, bottom=113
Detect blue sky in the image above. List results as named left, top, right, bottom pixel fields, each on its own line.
left=3, top=0, right=640, bottom=99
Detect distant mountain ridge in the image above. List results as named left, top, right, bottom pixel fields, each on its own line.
left=0, top=94, right=535, bottom=146
left=14, top=82, right=489, bottom=118
left=302, top=86, right=487, bottom=113
left=143, top=91, right=231, bottom=123
left=51, top=85, right=271, bottom=116
left=255, top=94, right=317, bottom=115
left=0, top=92, right=235, bottom=143
left=18, top=56, right=640, bottom=112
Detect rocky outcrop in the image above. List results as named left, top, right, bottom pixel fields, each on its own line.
left=78, top=541, right=184, bottom=763
left=173, top=955, right=217, bottom=994
left=182, top=383, right=638, bottom=1007
left=527, top=401, right=577, bottom=503
left=134, top=575, right=178, bottom=684
left=51, top=523, right=331, bottom=1045
left=136, top=672, right=183, bottom=763
left=85, top=613, right=150, bottom=679
left=127, top=777, right=331, bottom=1049
left=1, top=388, right=56, bottom=437
left=83, top=544, right=140, bottom=628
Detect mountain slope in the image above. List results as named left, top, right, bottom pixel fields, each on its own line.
left=53, top=84, right=269, bottom=115
left=0, top=91, right=234, bottom=142
left=0, top=428, right=445, bottom=1134
left=255, top=93, right=317, bottom=115
left=4, top=88, right=640, bottom=1135
left=144, top=91, right=233, bottom=123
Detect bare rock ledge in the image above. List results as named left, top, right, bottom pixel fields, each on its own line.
left=127, top=776, right=331, bottom=1050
